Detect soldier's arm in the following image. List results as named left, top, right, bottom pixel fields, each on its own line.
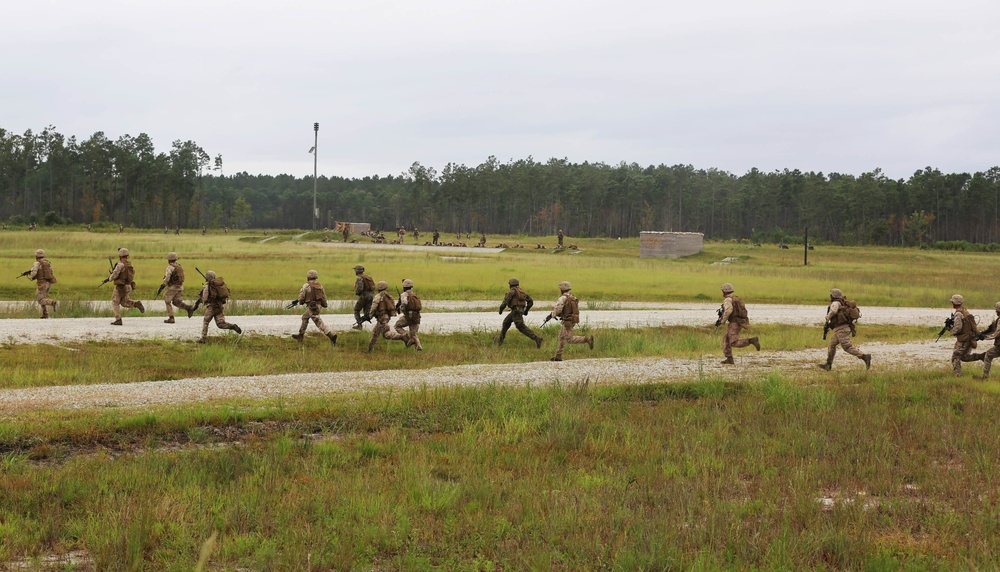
left=826, top=301, right=840, bottom=322
left=950, top=313, right=964, bottom=335
left=200, top=285, right=210, bottom=304
left=29, top=261, right=41, bottom=280
left=720, top=297, right=734, bottom=323
left=298, top=284, right=309, bottom=303
left=369, top=293, right=381, bottom=316
left=109, top=262, right=124, bottom=281
left=162, top=265, right=174, bottom=285
left=551, top=295, right=566, bottom=318
left=983, top=319, right=1000, bottom=340
left=354, top=277, right=364, bottom=295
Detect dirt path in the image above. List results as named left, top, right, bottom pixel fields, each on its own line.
left=0, top=341, right=950, bottom=413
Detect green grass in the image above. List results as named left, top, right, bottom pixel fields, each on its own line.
left=1, top=374, right=998, bottom=569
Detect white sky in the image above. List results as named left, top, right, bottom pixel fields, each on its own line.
left=2, top=0, right=998, bottom=180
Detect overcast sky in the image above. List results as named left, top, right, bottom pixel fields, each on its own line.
left=2, top=0, right=998, bottom=181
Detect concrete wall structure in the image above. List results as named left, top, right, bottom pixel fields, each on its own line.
left=639, top=231, right=704, bottom=258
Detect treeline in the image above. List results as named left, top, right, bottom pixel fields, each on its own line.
left=3, top=126, right=1000, bottom=245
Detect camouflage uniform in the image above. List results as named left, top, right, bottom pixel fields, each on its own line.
left=948, top=295, right=982, bottom=376
left=108, top=248, right=144, bottom=325
left=819, top=289, right=870, bottom=370
left=549, top=281, right=592, bottom=361
left=498, top=278, right=542, bottom=348
left=161, top=252, right=193, bottom=323
left=28, top=249, right=58, bottom=318
left=394, top=279, right=423, bottom=351
left=197, top=271, right=241, bottom=343
left=368, top=282, right=406, bottom=351
left=971, top=302, right=1000, bottom=379
left=719, top=283, right=759, bottom=364
left=292, top=270, right=337, bottom=345
left=353, top=265, right=375, bottom=329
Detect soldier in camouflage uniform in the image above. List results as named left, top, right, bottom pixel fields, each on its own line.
left=947, top=294, right=982, bottom=376
left=497, top=278, right=543, bottom=348
left=291, top=269, right=337, bottom=345
left=394, top=279, right=423, bottom=351
left=818, top=288, right=871, bottom=370
left=196, top=270, right=242, bottom=343
left=352, top=264, right=375, bottom=329
left=368, top=281, right=407, bottom=352
left=28, top=249, right=58, bottom=318
left=971, top=302, right=1000, bottom=380
left=160, top=252, right=194, bottom=323
left=718, top=283, right=759, bottom=364
left=546, top=281, right=592, bottom=361
left=107, top=247, right=145, bottom=326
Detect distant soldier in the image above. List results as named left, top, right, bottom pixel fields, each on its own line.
left=947, top=294, right=982, bottom=376
left=542, top=281, right=592, bottom=361
left=557, top=229, right=564, bottom=247
left=352, top=264, right=376, bottom=329
left=342, top=225, right=350, bottom=242
left=163, top=226, right=168, bottom=234
left=478, top=233, right=486, bottom=247
left=432, top=229, right=440, bottom=245
left=290, top=269, right=338, bottom=346
left=397, top=226, right=405, bottom=244
left=413, top=227, right=419, bottom=242
left=368, top=281, right=406, bottom=352
left=174, top=225, right=180, bottom=235
left=196, top=270, right=241, bottom=343
left=394, top=278, right=423, bottom=351
left=27, top=249, right=58, bottom=318
left=107, top=247, right=144, bottom=326
left=202, top=227, right=207, bottom=235
left=497, top=278, right=543, bottom=348
left=970, top=302, right=1000, bottom=379
left=717, top=283, right=759, bottom=364
left=818, top=288, right=870, bottom=370
left=159, top=252, right=194, bottom=323
left=118, top=223, right=123, bottom=233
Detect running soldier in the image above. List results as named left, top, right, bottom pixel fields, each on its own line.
left=196, top=270, right=241, bottom=343
left=352, top=264, right=375, bottom=329
left=107, top=248, right=144, bottom=326
left=818, top=288, right=871, bottom=370
left=27, top=249, right=58, bottom=318
left=947, top=294, right=982, bottom=376
left=290, top=269, right=337, bottom=345
left=542, top=281, right=592, bottom=361
left=432, top=229, right=440, bottom=245
left=368, top=281, right=407, bottom=352
left=497, top=278, right=543, bottom=348
left=394, top=279, right=423, bottom=351
left=159, top=252, right=194, bottom=323
left=717, top=283, right=759, bottom=364
left=972, top=302, right=1000, bottom=379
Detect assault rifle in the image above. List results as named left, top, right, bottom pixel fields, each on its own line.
left=714, top=304, right=724, bottom=330
left=156, top=283, right=165, bottom=297
left=822, top=305, right=831, bottom=340
left=541, top=313, right=555, bottom=327
left=936, top=313, right=955, bottom=342
left=395, top=286, right=402, bottom=314
left=195, top=267, right=208, bottom=282
left=16, top=269, right=31, bottom=279
left=977, top=320, right=997, bottom=342
left=97, top=257, right=115, bottom=288
left=286, top=299, right=300, bottom=310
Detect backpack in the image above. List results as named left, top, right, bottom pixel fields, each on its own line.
left=729, top=295, right=749, bottom=324
left=114, top=262, right=134, bottom=286
left=169, top=263, right=185, bottom=286
left=376, top=294, right=397, bottom=317
left=210, top=278, right=230, bottom=303
left=307, top=282, right=328, bottom=307
left=559, top=294, right=580, bottom=325
left=405, top=291, right=422, bottom=312
left=362, top=274, right=376, bottom=292
left=511, top=286, right=528, bottom=310
left=833, top=298, right=861, bottom=326
left=40, top=260, right=56, bottom=283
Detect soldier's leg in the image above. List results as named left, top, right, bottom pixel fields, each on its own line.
left=171, top=289, right=193, bottom=311
left=36, top=283, right=50, bottom=317
left=353, top=299, right=365, bottom=328
left=369, top=318, right=388, bottom=351
left=564, top=323, right=589, bottom=345
left=392, top=315, right=409, bottom=338
left=310, top=312, right=331, bottom=336
left=120, top=285, right=136, bottom=309
left=112, top=287, right=123, bottom=322
left=826, top=333, right=839, bottom=364
left=553, top=324, right=570, bottom=359
left=836, top=327, right=865, bottom=358
left=164, top=290, right=174, bottom=317
left=729, top=323, right=751, bottom=349
left=409, top=323, right=422, bottom=350
left=498, top=312, right=515, bottom=342
left=723, top=322, right=737, bottom=358
left=952, top=340, right=968, bottom=375
left=513, top=314, right=541, bottom=342
left=201, top=309, right=212, bottom=339
left=981, top=345, right=1000, bottom=377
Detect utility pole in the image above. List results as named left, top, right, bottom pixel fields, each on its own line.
left=312, top=122, right=319, bottom=231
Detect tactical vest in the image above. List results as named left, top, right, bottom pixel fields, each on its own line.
left=168, top=262, right=185, bottom=286
left=559, top=294, right=580, bottom=325
left=830, top=298, right=860, bottom=327
left=510, top=287, right=528, bottom=311
left=956, top=308, right=978, bottom=343
left=38, top=260, right=56, bottom=283
left=404, top=291, right=422, bottom=312
left=209, top=278, right=230, bottom=303
left=728, top=295, right=749, bottom=325
left=306, top=282, right=327, bottom=306
left=375, top=294, right=397, bottom=317
left=114, top=262, right=134, bottom=286
left=359, top=274, right=375, bottom=294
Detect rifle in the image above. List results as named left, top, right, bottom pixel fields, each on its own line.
left=16, top=269, right=31, bottom=279
left=97, top=257, right=115, bottom=288
left=542, top=314, right=554, bottom=327
left=936, top=313, right=955, bottom=342
left=714, top=304, right=724, bottom=331
left=823, top=322, right=831, bottom=340
left=195, top=267, right=208, bottom=282
left=977, top=320, right=996, bottom=342
left=156, top=283, right=165, bottom=297
left=286, top=300, right=300, bottom=310
left=395, top=286, right=402, bottom=314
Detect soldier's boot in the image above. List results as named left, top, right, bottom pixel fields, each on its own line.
left=52, top=300, right=59, bottom=313
left=327, top=332, right=337, bottom=346
left=550, top=355, right=563, bottom=362
left=721, top=356, right=735, bottom=365
left=495, top=335, right=504, bottom=346
left=862, top=354, right=872, bottom=370
left=291, top=333, right=304, bottom=342
left=187, top=307, right=195, bottom=319
left=534, top=336, right=543, bottom=349
left=41, top=306, right=49, bottom=319
left=352, top=322, right=363, bottom=331
left=230, top=324, right=242, bottom=335
left=587, top=336, right=594, bottom=350
left=749, top=337, right=760, bottom=351
left=164, top=316, right=175, bottom=324
left=196, top=337, right=207, bottom=344
left=135, top=301, right=145, bottom=313
left=110, top=318, right=123, bottom=326
left=367, top=339, right=377, bottom=353
left=817, top=362, right=832, bottom=371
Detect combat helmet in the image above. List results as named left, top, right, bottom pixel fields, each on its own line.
left=205, top=270, right=217, bottom=280
left=558, top=281, right=572, bottom=291
left=307, top=269, right=319, bottom=280
left=950, top=294, right=964, bottom=306
left=829, top=288, right=843, bottom=299
left=402, top=279, right=414, bottom=288
left=118, top=247, right=130, bottom=258
left=354, top=265, right=365, bottom=273
left=721, top=283, right=734, bottom=294
left=35, top=249, right=45, bottom=258
left=508, top=278, right=519, bottom=286
left=376, top=280, right=388, bottom=291
left=167, top=252, right=178, bottom=262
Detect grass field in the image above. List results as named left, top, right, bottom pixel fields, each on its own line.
left=2, top=229, right=999, bottom=569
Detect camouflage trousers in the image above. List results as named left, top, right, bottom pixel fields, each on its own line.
left=369, top=315, right=406, bottom=351
left=952, top=339, right=981, bottom=375
left=500, top=310, right=541, bottom=343
left=163, top=286, right=192, bottom=318
left=202, top=304, right=237, bottom=338
left=299, top=304, right=332, bottom=336
left=723, top=321, right=751, bottom=358
left=354, top=294, right=373, bottom=325
left=394, top=313, right=422, bottom=350
left=827, top=325, right=864, bottom=363
left=973, top=343, right=1000, bottom=377
left=112, top=284, right=139, bottom=319
left=555, top=322, right=588, bottom=358
left=35, top=281, right=56, bottom=316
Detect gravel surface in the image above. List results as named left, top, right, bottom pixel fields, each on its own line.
left=0, top=341, right=947, bottom=413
